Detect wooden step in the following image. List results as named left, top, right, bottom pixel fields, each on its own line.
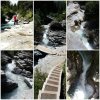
left=49, top=76, right=59, bottom=81
left=53, top=69, right=61, bottom=73
left=38, top=90, right=57, bottom=99
left=50, top=73, right=60, bottom=78
left=47, top=79, right=59, bottom=85
left=44, top=83, right=58, bottom=92
left=52, top=70, right=61, bottom=75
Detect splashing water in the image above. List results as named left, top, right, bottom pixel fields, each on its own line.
left=75, top=22, right=93, bottom=50
left=72, top=52, right=94, bottom=99
left=42, top=25, right=49, bottom=45
left=9, top=0, right=19, bottom=5
left=2, top=60, right=32, bottom=99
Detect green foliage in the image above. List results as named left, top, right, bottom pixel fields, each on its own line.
left=85, top=1, right=99, bottom=21
left=34, top=13, right=43, bottom=33
left=34, top=68, right=47, bottom=99
left=34, top=1, right=66, bottom=33
left=34, top=13, right=41, bottom=28
left=1, top=1, right=33, bottom=24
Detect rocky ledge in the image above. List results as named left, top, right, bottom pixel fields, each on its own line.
left=48, top=21, right=66, bottom=46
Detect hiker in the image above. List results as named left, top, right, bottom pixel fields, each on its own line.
left=13, top=14, right=18, bottom=25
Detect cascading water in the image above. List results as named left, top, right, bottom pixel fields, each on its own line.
left=42, top=25, right=49, bottom=45
left=75, top=23, right=93, bottom=50
left=72, top=51, right=94, bottom=99
left=2, top=60, right=31, bottom=99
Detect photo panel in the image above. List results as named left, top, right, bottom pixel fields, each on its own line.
left=1, top=50, right=33, bottom=99
left=0, top=0, right=33, bottom=50
left=34, top=0, right=66, bottom=99
left=66, top=51, right=99, bottom=99
left=67, top=1, right=99, bottom=50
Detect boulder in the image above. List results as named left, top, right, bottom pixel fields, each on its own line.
left=1, top=80, right=18, bottom=93
left=48, top=31, right=66, bottom=46
left=49, top=21, right=63, bottom=31
left=24, top=78, right=33, bottom=88
left=1, top=70, right=18, bottom=93
left=12, top=67, right=22, bottom=74
left=1, top=53, right=12, bottom=69
left=34, top=50, right=47, bottom=65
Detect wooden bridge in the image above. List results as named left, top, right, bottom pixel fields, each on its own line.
left=38, top=64, right=63, bottom=99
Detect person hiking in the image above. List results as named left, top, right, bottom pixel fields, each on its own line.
left=13, top=14, right=18, bottom=25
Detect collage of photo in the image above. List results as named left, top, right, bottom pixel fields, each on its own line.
left=0, top=0, right=99, bottom=100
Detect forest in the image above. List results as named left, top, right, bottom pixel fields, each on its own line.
left=1, top=1, right=33, bottom=24
left=34, top=1, right=66, bottom=34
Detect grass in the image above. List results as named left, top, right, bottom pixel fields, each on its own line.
left=34, top=68, right=47, bottom=99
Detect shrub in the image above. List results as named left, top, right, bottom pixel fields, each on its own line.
left=34, top=68, right=47, bottom=99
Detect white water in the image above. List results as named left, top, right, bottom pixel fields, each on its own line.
left=42, top=25, right=49, bottom=45
left=75, top=22, right=93, bottom=50
left=2, top=60, right=31, bottom=99
left=73, top=52, right=94, bottom=99
left=9, top=0, right=19, bottom=5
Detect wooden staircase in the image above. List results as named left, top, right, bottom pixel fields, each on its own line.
left=38, top=65, right=62, bottom=99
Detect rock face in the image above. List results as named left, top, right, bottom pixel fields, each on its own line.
left=47, top=21, right=66, bottom=46
left=1, top=71, right=18, bottom=93
left=34, top=50, right=47, bottom=65
left=67, top=2, right=84, bottom=29
left=84, top=21, right=99, bottom=49
left=67, top=51, right=99, bottom=99
left=1, top=52, right=12, bottom=70
left=13, top=51, right=33, bottom=78
left=49, top=21, right=63, bottom=31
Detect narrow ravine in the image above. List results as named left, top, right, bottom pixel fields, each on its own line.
left=67, top=1, right=99, bottom=50
left=72, top=52, right=93, bottom=99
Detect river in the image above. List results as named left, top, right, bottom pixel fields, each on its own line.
left=2, top=60, right=32, bottom=99
left=72, top=52, right=94, bottom=99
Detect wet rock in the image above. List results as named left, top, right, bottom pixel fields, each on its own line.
left=2, top=80, right=18, bottom=93
left=60, top=20, right=66, bottom=30
left=1, top=70, right=18, bottom=93
left=84, top=21, right=99, bottom=49
left=24, top=78, right=33, bottom=88
left=1, top=53, right=12, bottom=70
left=49, top=21, right=63, bottom=31
left=34, top=50, right=47, bottom=65
left=21, top=69, right=32, bottom=78
left=48, top=31, right=66, bottom=46
left=12, top=67, right=22, bottom=74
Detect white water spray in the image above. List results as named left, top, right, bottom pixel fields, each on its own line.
left=3, top=60, right=31, bottom=99
left=73, top=52, right=94, bottom=99
left=75, top=22, right=93, bottom=50
left=42, top=25, right=49, bottom=45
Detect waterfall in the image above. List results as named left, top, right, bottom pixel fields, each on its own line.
left=75, top=22, right=93, bottom=50
left=42, top=25, right=49, bottom=45
left=72, top=51, right=94, bottom=99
